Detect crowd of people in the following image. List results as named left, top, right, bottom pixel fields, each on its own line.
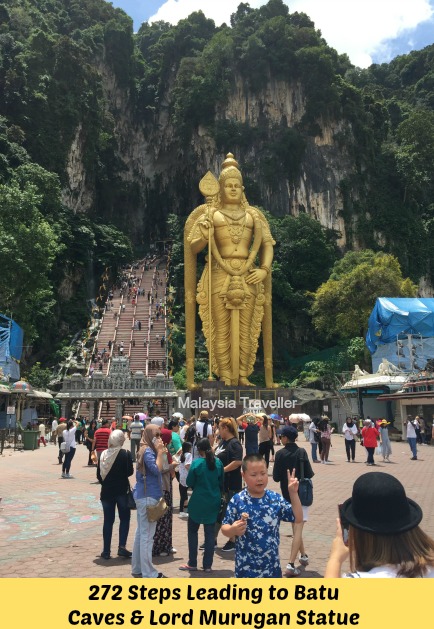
left=43, top=409, right=434, bottom=578
left=303, top=414, right=431, bottom=466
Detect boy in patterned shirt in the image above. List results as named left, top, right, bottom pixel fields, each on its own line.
left=222, top=454, right=302, bottom=577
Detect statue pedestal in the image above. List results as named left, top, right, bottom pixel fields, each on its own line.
left=188, top=381, right=301, bottom=417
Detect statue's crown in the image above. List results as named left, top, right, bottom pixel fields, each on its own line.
left=221, top=152, right=240, bottom=171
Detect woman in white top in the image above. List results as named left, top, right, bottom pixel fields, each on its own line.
left=342, top=417, right=358, bottom=462
left=178, top=442, right=193, bottom=519
left=325, top=472, right=434, bottom=578
left=62, top=420, right=77, bottom=479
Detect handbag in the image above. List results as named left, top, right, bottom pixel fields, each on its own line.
left=126, top=453, right=136, bottom=510
left=216, top=493, right=228, bottom=524
left=171, top=453, right=180, bottom=473
left=142, top=463, right=167, bottom=521
left=60, top=441, right=70, bottom=454
left=127, top=485, right=136, bottom=510
left=146, top=497, right=167, bottom=522
left=298, top=453, right=313, bottom=507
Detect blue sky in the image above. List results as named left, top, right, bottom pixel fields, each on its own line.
left=109, top=0, right=434, bottom=68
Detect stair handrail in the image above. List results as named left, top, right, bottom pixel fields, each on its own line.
left=128, top=266, right=144, bottom=359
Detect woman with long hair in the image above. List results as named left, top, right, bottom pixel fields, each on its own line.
left=61, top=420, right=77, bottom=479
left=258, top=414, right=273, bottom=468
left=325, top=472, right=434, bottom=578
left=131, top=424, right=166, bottom=578
left=318, top=416, right=334, bottom=464
left=97, top=429, right=134, bottom=560
left=179, top=438, right=224, bottom=572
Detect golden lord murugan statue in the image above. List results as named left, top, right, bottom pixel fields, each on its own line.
left=184, top=153, right=276, bottom=389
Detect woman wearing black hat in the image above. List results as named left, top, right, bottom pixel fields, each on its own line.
left=325, top=472, right=434, bottom=578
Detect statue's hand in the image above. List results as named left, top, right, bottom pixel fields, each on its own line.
left=198, top=218, right=214, bottom=240
left=245, top=268, right=267, bottom=284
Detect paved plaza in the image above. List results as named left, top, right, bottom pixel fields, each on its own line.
left=1, top=435, right=433, bottom=578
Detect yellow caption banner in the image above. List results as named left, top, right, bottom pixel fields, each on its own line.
left=2, top=579, right=426, bottom=628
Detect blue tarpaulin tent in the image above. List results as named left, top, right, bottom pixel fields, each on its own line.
left=366, top=298, right=434, bottom=353
left=0, top=314, right=24, bottom=380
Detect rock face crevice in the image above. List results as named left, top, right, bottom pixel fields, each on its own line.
left=62, top=123, right=94, bottom=212
left=62, top=62, right=356, bottom=248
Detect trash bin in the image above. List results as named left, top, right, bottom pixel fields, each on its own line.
left=22, top=430, right=39, bottom=451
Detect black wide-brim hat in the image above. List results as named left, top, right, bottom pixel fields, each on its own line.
left=340, top=472, right=422, bottom=535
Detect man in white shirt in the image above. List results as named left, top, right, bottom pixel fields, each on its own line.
left=405, top=415, right=419, bottom=460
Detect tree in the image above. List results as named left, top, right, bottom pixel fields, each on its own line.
left=24, top=361, right=53, bottom=389
left=0, top=179, right=60, bottom=342
left=290, top=336, right=368, bottom=387
left=270, top=212, right=339, bottom=292
left=291, top=360, right=337, bottom=388
left=93, top=223, right=133, bottom=270
left=311, top=251, right=417, bottom=340
left=395, top=109, right=434, bottom=206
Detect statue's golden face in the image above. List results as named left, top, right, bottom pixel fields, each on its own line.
left=221, top=177, right=243, bottom=204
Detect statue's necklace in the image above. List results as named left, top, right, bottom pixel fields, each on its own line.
left=221, top=211, right=247, bottom=244
left=220, top=208, right=246, bottom=221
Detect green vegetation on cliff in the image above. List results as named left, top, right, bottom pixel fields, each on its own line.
left=0, top=0, right=433, bottom=379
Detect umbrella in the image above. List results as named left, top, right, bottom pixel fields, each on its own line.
left=10, top=380, right=33, bottom=393
left=172, top=412, right=184, bottom=419
left=288, top=413, right=302, bottom=424
left=300, top=413, right=311, bottom=422
left=122, top=415, right=133, bottom=421
left=136, top=412, right=147, bottom=422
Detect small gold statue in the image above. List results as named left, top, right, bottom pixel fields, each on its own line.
left=184, top=153, right=276, bottom=389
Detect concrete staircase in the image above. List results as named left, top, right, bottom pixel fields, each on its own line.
left=78, top=257, right=169, bottom=422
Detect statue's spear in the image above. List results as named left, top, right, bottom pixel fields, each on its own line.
left=199, top=171, right=219, bottom=382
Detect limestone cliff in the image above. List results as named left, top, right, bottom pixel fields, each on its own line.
left=62, top=71, right=353, bottom=248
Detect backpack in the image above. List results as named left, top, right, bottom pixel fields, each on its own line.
left=198, top=419, right=209, bottom=439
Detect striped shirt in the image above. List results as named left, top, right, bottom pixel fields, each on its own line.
left=94, top=427, right=111, bottom=452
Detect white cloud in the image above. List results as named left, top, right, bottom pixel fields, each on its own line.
left=149, top=0, right=433, bottom=67
left=289, top=0, right=433, bottom=67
